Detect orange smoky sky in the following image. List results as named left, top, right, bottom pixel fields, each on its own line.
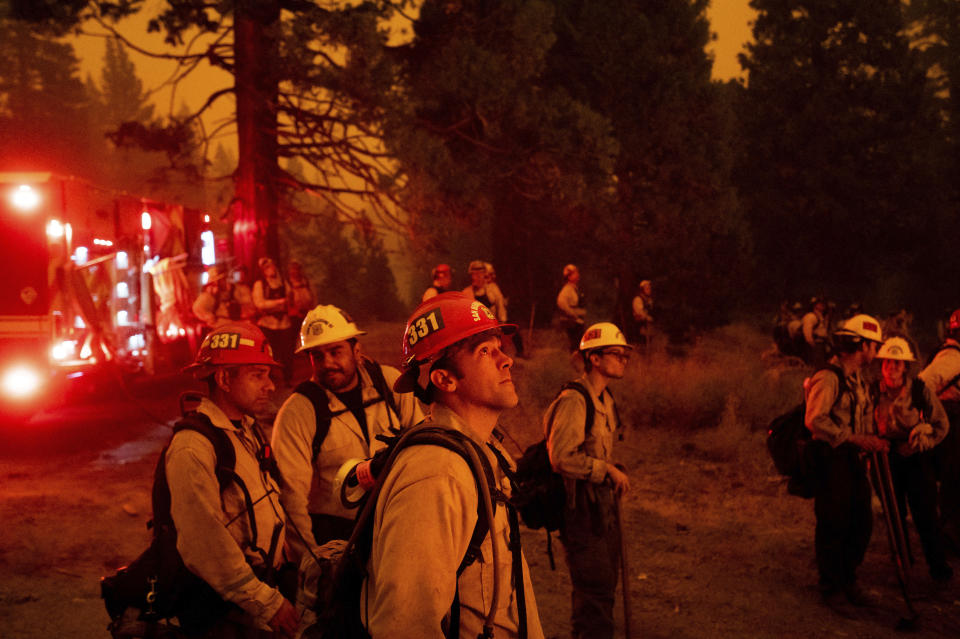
left=72, top=1, right=756, bottom=150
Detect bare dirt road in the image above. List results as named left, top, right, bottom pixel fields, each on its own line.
left=3, top=326, right=960, bottom=638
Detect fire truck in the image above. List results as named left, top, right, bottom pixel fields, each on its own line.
left=0, top=172, right=217, bottom=422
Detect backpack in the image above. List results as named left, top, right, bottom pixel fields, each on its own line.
left=766, top=365, right=846, bottom=499
left=294, top=359, right=400, bottom=460
left=508, top=382, right=611, bottom=568
left=302, top=424, right=528, bottom=639
left=101, top=396, right=276, bottom=638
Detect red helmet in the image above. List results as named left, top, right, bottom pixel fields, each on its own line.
left=949, top=309, right=960, bottom=333
left=400, top=292, right=515, bottom=368
left=184, top=323, right=280, bottom=378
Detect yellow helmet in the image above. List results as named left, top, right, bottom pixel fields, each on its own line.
left=877, top=337, right=915, bottom=361
left=297, top=305, right=366, bottom=353
left=835, top=314, right=883, bottom=344
left=579, top=322, right=631, bottom=352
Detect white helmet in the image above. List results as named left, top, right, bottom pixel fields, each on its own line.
left=579, top=322, right=631, bottom=352
left=297, top=305, right=366, bottom=353
left=835, top=313, right=883, bottom=343
left=877, top=337, right=915, bottom=361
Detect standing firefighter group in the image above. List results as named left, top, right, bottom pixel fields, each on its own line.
left=103, top=290, right=635, bottom=639
left=782, top=309, right=960, bottom=614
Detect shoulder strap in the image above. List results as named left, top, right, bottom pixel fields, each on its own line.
left=152, top=413, right=237, bottom=531
left=926, top=343, right=960, bottom=367
left=363, top=359, right=400, bottom=422
left=558, top=380, right=596, bottom=437
left=295, top=381, right=335, bottom=462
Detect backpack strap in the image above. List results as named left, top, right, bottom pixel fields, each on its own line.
left=298, top=361, right=400, bottom=462
left=362, top=359, right=400, bottom=425
left=153, top=413, right=260, bottom=547
left=816, top=364, right=856, bottom=432
left=294, top=381, right=338, bottom=463
left=911, top=377, right=931, bottom=421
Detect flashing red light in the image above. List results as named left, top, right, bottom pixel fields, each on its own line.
left=2, top=364, right=42, bottom=399
left=10, top=184, right=41, bottom=212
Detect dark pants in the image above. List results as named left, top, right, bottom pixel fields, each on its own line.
left=310, top=512, right=355, bottom=545
left=890, top=449, right=950, bottom=575
left=560, top=483, right=620, bottom=639
left=811, top=441, right=873, bottom=592
left=937, top=401, right=960, bottom=553
left=562, top=321, right=583, bottom=352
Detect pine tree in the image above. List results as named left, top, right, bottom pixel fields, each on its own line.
left=739, top=0, right=941, bottom=311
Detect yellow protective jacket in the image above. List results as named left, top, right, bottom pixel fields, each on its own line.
left=361, top=405, right=544, bottom=639
left=271, top=361, right=423, bottom=563
left=164, top=398, right=287, bottom=629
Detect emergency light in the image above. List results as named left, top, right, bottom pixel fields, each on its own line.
left=10, top=184, right=41, bottom=212
left=2, top=364, right=42, bottom=399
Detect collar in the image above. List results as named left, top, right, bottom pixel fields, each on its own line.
left=427, top=404, right=492, bottom=447
left=196, top=396, right=254, bottom=432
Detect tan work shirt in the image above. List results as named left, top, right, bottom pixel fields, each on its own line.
left=271, top=361, right=423, bottom=563
left=252, top=277, right=292, bottom=330
left=920, top=341, right=960, bottom=403
left=165, top=398, right=287, bottom=629
left=545, top=375, right=618, bottom=488
left=362, top=405, right=544, bottom=639
left=556, top=282, right=586, bottom=323
left=804, top=362, right=873, bottom=447
left=874, top=377, right=949, bottom=455
left=192, top=284, right=256, bottom=328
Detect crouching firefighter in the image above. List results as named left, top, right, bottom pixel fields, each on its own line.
left=102, top=323, right=299, bottom=639
left=362, top=292, right=545, bottom=638
left=804, top=314, right=888, bottom=611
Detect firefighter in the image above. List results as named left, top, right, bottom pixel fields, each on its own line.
left=557, top=264, right=587, bottom=352
left=873, top=337, right=952, bottom=581
left=173, top=323, right=298, bottom=638
left=804, top=314, right=887, bottom=610
left=252, top=257, right=295, bottom=383
left=630, top=280, right=654, bottom=347
left=363, top=292, right=544, bottom=638
left=270, top=305, right=423, bottom=564
left=545, top=322, right=631, bottom=639
left=192, top=264, right=256, bottom=328
left=462, top=259, right=507, bottom=322
left=801, top=296, right=830, bottom=366
left=920, top=307, right=960, bottom=554
left=422, top=263, right=453, bottom=302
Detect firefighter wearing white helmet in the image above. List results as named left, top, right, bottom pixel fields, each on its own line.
left=804, top=312, right=889, bottom=609
left=873, top=335, right=953, bottom=581
left=271, top=305, right=423, bottom=565
left=545, top=322, right=631, bottom=639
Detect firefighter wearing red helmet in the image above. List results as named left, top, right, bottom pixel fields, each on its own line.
left=804, top=314, right=890, bottom=611
left=168, top=323, right=298, bottom=637
left=364, top=293, right=544, bottom=638
left=920, top=307, right=960, bottom=555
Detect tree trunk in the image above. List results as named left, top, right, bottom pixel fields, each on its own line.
left=233, top=0, right=280, bottom=274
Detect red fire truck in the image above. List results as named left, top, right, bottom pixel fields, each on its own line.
left=0, top=172, right=216, bottom=422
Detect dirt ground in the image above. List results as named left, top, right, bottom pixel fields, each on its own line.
left=3, top=326, right=960, bottom=638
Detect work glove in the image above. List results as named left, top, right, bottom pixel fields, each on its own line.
left=909, top=423, right=935, bottom=452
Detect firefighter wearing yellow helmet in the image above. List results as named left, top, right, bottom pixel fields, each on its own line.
left=873, top=335, right=953, bottom=581
left=270, top=305, right=423, bottom=565
left=804, top=312, right=889, bottom=610
left=920, top=307, right=960, bottom=558
left=544, top=322, right=631, bottom=638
